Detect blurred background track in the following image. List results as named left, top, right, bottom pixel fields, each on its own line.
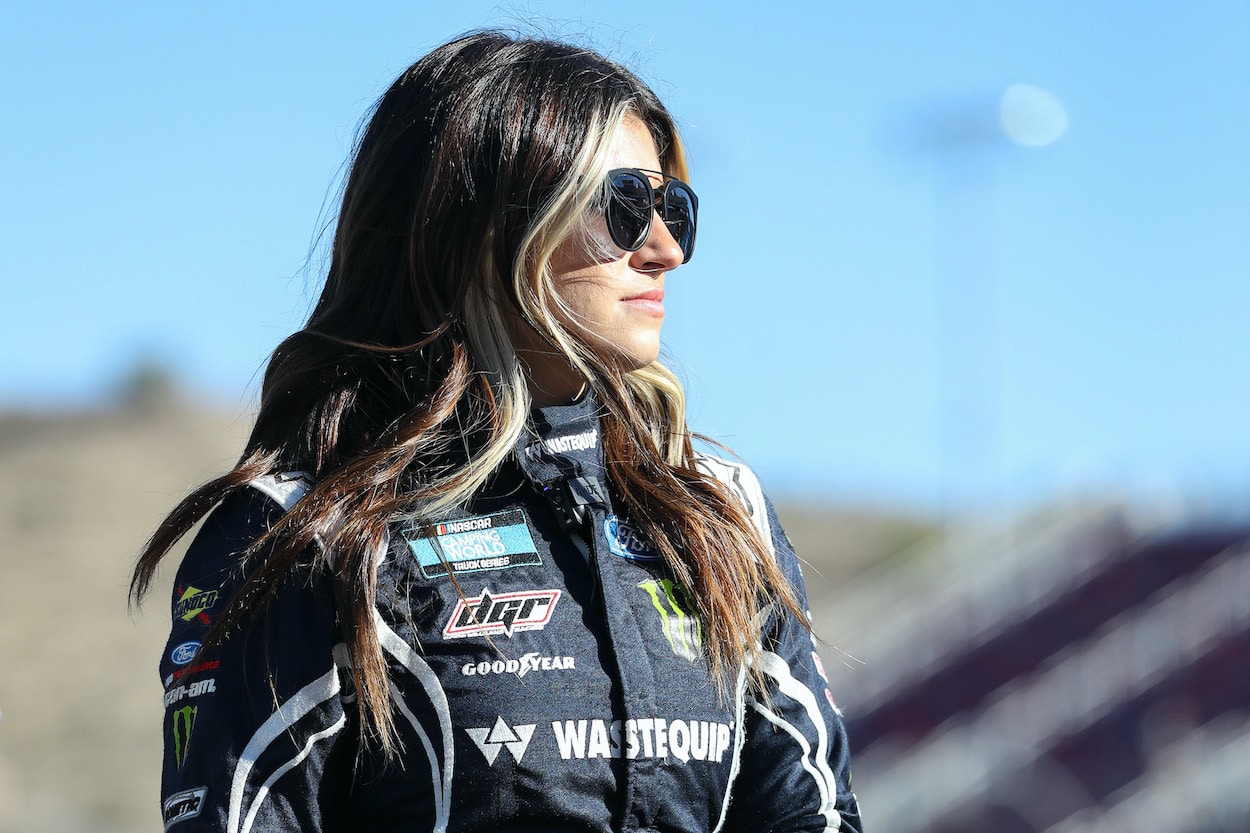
left=824, top=503, right=1250, bottom=833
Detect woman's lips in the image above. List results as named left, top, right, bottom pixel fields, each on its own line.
left=622, top=288, right=665, bottom=316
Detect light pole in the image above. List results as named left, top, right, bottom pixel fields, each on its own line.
left=908, top=85, right=1067, bottom=518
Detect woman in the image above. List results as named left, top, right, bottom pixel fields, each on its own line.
left=133, top=31, right=863, bottom=833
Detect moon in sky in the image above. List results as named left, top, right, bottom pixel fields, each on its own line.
left=1000, top=84, right=1069, bottom=147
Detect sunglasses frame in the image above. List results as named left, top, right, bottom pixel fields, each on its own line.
left=604, top=168, right=699, bottom=264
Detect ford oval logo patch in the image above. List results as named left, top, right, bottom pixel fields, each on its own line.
left=604, top=515, right=660, bottom=561
left=170, top=641, right=200, bottom=666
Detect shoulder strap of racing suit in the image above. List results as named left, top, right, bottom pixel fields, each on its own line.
left=693, top=453, right=775, bottom=558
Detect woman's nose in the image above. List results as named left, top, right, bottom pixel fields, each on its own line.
left=630, top=211, right=684, bottom=272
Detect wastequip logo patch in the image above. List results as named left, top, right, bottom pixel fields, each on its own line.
left=405, top=510, right=541, bottom=579
left=538, top=429, right=598, bottom=454
left=466, top=717, right=537, bottom=765
left=442, top=587, right=561, bottom=639
left=552, top=717, right=734, bottom=763
left=464, top=715, right=735, bottom=767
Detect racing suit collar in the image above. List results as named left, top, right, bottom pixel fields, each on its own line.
left=517, top=389, right=610, bottom=532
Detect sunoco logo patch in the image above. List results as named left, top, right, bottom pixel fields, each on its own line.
left=174, top=585, right=218, bottom=624
left=405, top=510, right=540, bottom=579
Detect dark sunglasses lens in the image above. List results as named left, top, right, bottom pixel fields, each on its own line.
left=663, top=183, right=697, bottom=263
left=607, top=171, right=652, bottom=251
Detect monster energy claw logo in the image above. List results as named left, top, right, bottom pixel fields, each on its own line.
left=638, top=578, right=703, bottom=661
left=173, top=705, right=197, bottom=769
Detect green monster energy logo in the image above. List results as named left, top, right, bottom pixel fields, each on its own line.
left=638, top=578, right=703, bottom=661
left=172, top=705, right=198, bottom=769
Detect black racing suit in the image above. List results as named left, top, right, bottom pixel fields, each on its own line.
left=157, top=394, right=863, bottom=832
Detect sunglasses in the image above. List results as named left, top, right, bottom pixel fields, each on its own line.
left=604, top=168, right=699, bottom=264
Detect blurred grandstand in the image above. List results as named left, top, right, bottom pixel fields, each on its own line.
left=814, top=504, right=1250, bottom=833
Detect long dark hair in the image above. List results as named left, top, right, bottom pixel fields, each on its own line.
left=132, top=31, right=805, bottom=754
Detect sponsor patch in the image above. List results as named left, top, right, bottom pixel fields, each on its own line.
left=605, top=515, right=660, bottom=561
left=809, top=648, right=841, bottom=712
left=811, top=651, right=829, bottom=682
left=461, top=652, right=575, bottom=678
left=170, top=641, right=200, bottom=666
left=172, top=705, right=197, bottom=769
left=466, top=716, right=537, bottom=765
left=637, top=579, right=703, bottom=661
left=163, top=786, right=207, bottom=828
left=174, top=585, right=219, bottom=624
left=166, top=659, right=220, bottom=688
left=406, top=510, right=541, bottom=578
left=443, top=587, right=560, bottom=639
left=539, top=429, right=598, bottom=454
left=163, top=678, right=217, bottom=708
left=552, top=717, right=733, bottom=763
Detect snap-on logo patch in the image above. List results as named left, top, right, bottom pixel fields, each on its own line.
left=405, top=510, right=541, bottom=579
left=604, top=515, right=660, bottom=561
left=162, top=786, right=207, bottom=828
left=443, top=587, right=561, bottom=639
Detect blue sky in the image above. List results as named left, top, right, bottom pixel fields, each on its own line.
left=3, top=1, right=1247, bottom=511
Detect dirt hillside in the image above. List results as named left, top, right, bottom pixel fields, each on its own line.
left=0, top=402, right=248, bottom=833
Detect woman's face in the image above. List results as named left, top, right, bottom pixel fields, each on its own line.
left=529, top=116, right=685, bottom=401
